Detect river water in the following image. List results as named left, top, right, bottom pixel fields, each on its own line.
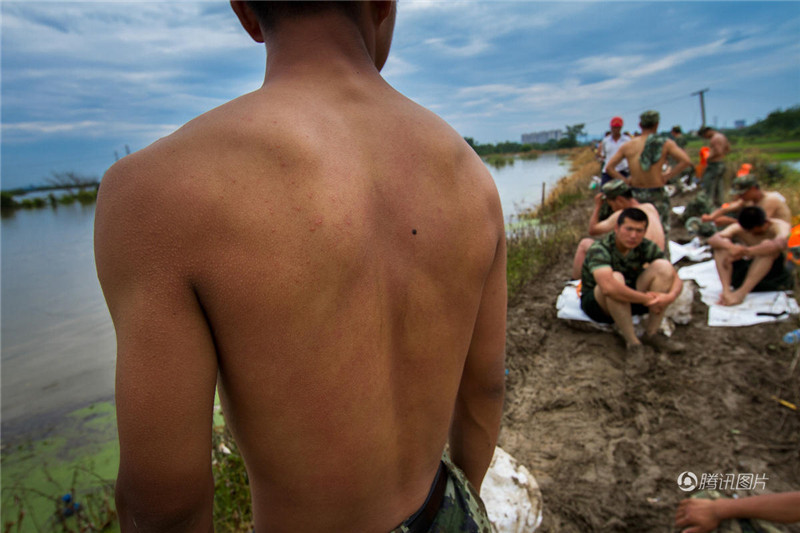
left=0, top=154, right=569, bottom=437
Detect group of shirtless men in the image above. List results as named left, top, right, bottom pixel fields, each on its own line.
left=577, top=111, right=794, bottom=355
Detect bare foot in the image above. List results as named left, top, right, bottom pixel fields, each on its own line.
left=719, top=291, right=745, bottom=306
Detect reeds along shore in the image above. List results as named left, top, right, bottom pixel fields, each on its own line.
left=505, top=148, right=596, bottom=301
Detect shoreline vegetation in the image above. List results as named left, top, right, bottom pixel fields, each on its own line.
left=1, top=172, right=99, bottom=212
left=3, top=107, right=800, bottom=531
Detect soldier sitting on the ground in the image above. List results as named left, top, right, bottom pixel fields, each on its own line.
left=571, top=180, right=665, bottom=279
left=580, top=207, right=684, bottom=356
left=701, top=174, right=791, bottom=228
left=709, top=206, right=793, bottom=306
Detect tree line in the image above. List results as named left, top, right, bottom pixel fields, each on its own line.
left=466, top=123, right=587, bottom=155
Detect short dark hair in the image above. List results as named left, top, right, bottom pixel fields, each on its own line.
left=617, top=189, right=633, bottom=200
left=738, top=206, right=767, bottom=230
left=246, top=1, right=360, bottom=32
left=698, top=126, right=713, bottom=136
left=618, top=207, right=648, bottom=229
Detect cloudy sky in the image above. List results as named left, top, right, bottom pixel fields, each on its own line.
left=2, top=1, right=798, bottom=189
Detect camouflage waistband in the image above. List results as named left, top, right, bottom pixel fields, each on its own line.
left=393, top=451, right=492, bottom=533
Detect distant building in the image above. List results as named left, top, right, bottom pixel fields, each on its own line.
left=734, top=120, right=746, bottom=129
left=521, top=129, right=564, bottom=145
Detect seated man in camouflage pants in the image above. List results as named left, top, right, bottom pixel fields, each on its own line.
left=581, top=207, right=684, bottom=357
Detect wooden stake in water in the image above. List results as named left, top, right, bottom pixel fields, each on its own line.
left=541, top=182, right=546, bottom=208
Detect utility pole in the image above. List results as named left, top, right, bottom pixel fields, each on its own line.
left=692, top=88, right=709, bottom=127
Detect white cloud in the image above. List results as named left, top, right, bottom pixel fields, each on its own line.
left=381, top=54, right=420, bottom=79
left=423, top=36, right=492, bottom=57
left=3, top=120, right=180, bottom=142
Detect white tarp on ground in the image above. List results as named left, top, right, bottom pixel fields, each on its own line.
left=677, top=260, right=799, bottom=326
left=480, top=447, right=543, bottom=533
left=669, top=238, right=712, bottom=264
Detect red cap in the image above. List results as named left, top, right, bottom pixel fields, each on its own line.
left=610, top=116, right=623, bottom=127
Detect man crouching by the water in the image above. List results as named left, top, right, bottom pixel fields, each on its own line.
left=580, top=207, right=684, bottom=356
left=95, top=1, right=506, bottom=532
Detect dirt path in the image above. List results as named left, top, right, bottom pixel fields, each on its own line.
left=499, top=196, right=800, bottom=532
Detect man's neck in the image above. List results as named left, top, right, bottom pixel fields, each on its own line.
left=262, top=13, right=382, bottom=86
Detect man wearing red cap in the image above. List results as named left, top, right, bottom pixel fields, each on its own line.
left=598, top=116, right=631, bottom=186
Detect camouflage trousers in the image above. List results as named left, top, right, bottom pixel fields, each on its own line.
left=688, top=491, right=785, bottom=533
left=392, top=451, right=492, bottom=533
left=631, top=186, right=671, bottom=234
left=702, top=161, right=727, bottom=207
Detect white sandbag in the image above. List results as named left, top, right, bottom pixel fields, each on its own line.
left=480, top=446, right=543, bottom=533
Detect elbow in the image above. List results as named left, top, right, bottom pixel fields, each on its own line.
left=461, top=370, right=506, bottom=405
left=115, top=474, right=213, bottom=532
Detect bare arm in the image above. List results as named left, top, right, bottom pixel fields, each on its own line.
left=449, top=222, right=507, bottom=492
left=605, top=150, right=628, bottom=184
left=702, top=199, right=744, bottom=222
left=588, top=194, right=618, bottom=236
left=744, top=219, right=790, bottom=256
left=708, top=224, right=743, bottom=252
left=95, top=161, right=217, bottom=532
left=676, top=492, right=800, bottom=533
left=745, top=239, right=786, bottom=256
left=661, top=139, right=692, bottom=183
left=647, top=266, right=683, bottom=314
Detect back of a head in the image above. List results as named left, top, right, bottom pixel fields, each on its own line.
left=246, top=1, right=360, bottom=32
left=618, top=207, right=649, bottom=228
left=738, top=206, right=767, bottom=230
left=639, top=110, right=660, bottom=130
left=698, top=126, right=712, bottom=137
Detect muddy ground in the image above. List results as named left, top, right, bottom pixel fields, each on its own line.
left=499, top=194, right=800, bottom=532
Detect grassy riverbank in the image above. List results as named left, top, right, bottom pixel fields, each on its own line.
left=505, top=147, right=597, bottom=300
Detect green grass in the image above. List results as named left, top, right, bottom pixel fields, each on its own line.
left=484, top=154, right=515, bottom=168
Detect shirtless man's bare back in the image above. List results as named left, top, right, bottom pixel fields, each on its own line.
left=605, top=110, right=692, bottom=234
left=95, top=2, right=506, bottom=531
